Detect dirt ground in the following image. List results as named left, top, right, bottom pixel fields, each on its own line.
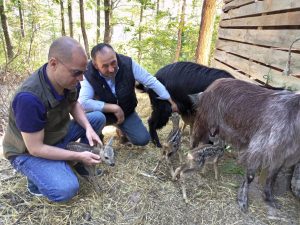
left=0, top=93, right=300, bottom=225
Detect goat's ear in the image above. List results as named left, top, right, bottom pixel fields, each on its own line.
left=188, top=92, right=203, bottom=106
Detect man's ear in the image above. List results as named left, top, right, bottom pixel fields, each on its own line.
left=91, top=60, right=97, bottom=69
left=48, top=57, right=58, bottom=70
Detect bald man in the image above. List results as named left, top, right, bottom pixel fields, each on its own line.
left=2, top=37, right=104, bottom=202
left=79, top=43, right=178, bottom=146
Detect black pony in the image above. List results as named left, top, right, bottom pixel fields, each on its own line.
left=136, top=61, right=234, bottom=147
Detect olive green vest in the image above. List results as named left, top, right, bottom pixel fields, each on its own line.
left=2, top=65, right=78, bottom=159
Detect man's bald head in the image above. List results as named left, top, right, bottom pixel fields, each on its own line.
left=48, top=36, right=86, bottom=63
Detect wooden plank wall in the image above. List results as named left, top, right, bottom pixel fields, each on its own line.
left=212, top=0, right=300, bottom=90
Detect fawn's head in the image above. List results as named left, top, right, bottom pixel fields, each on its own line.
left=164, top=129, right=181, bottom=157
left=97, top=137, right=115, bottom=166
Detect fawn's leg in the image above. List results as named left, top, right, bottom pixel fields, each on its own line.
left=180, top=172, right=188, bottom=203
left=166, top=157, right=175, bottom=177
left=153, top=154, right=164, bottom=173
left=178, top=150, right=183, bottom=164
left=201, top=163, right=207, bottom=175
left=213, top=157, right=219, bottom=180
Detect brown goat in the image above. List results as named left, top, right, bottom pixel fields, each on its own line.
left=191, top=78, right=300, bottom=212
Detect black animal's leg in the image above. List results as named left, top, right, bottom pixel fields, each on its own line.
left=189, top=123, right=193, bottom=148
left=148, top=117, right=162, bottom=147
left=237, top=168, right=256, bottom=212
left=263, top=166, right=282, bottom=209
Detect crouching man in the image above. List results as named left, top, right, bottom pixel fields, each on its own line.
left=2, top=37, right=104, bottom=202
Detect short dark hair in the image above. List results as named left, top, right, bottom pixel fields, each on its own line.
left=91, top=43, right=114, bottom=59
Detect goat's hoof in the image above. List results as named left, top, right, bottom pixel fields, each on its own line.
left=184, top=198, right=189, bottom=204
left=265, top=199, right=281, bottom=209
left=237, top=199, right=248, bottom=213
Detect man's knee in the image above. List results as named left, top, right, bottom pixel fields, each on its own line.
left=87, top=111, right=106, bottom=131
left=45, top=178, right=79, bottom=202
left=131, top=133, right=150, bottom=146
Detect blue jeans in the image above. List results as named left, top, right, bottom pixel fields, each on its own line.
left=105, top=111, right=150, bottom=146
left=10, top=111, right=105, bottom=202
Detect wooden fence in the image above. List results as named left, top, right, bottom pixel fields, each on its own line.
left=212, top=0, right=300, bottom=90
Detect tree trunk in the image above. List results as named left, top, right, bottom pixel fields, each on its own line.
left=174, top=0, right=186, bottom=62
left=195, top=0, right=216, bottom=66
left=137, top=4, right=144, bottom=63
left=0, top=0, right=13, bottom=59
left=79, top=0, right=90, bottom=58
left=68, top=0, right=73, bottom=37
left=60, top=0, right=66, bottom=36
left=18, top=0, right=25, bottom=37
left=96, top=0, right=100, bottom=43
left=103, top=0, right=112, bottom=43
left=156, top=0, right=159, bottom=15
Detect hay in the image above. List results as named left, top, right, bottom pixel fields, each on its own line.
left=0, top=92, right=300, bottom=225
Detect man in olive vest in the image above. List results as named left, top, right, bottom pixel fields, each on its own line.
left=79, top=43, right=178, bottom=146
left=2, top=37, right=104, bottom=202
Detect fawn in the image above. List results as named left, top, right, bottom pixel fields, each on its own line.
left=153, top=113, right=183, bottom=177
left=173, top=134, right=225, bottom=202
left=67, top=137, right=115, bottom=191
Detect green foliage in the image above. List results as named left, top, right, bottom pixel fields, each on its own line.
left=180, top=22, right=199, bottom=62
left=221, top=159, right=245, bottom=176
left=0, top=0, right=61, bottom=80
left=209, top=15, right=221, bottom=66
left=125, top=5, right=201, bottom=74
left=0, top=0, right=220, bottom=79
left=127, top=12, right=179, bottom=74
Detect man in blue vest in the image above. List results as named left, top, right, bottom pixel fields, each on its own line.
left=3, top=37, right=104, bottom=202
left=79, top=43, right=178, bottom=146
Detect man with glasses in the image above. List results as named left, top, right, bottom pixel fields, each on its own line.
left=2, top=36, right=104, bottom=202
left=79, top=43, right=178, bottom=146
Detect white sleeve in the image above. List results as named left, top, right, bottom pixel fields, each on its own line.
left=78, top=76, right=105, bottom=112
left=132, top=60, right=171, bottom=100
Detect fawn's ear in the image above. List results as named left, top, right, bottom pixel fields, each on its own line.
left=162, top=143, right=169, bottom=149
left=107, top=137, right=114, bottom=146
left=96, top=142, right=103, bottom=148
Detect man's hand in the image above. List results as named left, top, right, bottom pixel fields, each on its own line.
left=79, top=151, right=101, bottom=166
left=168, top=98, right=179, bottom=112
left=103, top=103, right=125, bottom=125
left=112, top=104, right=125, bottom=124
left=85, top=126, right=103, bottom=147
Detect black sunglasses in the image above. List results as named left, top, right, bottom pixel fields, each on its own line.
left=56, top=58, right=87, bottom=77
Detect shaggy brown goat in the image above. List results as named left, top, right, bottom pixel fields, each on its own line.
left=191, top=78, right=300, bottom=212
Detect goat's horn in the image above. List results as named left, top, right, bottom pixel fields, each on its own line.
left=106, top=137, right=114, bottom=146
